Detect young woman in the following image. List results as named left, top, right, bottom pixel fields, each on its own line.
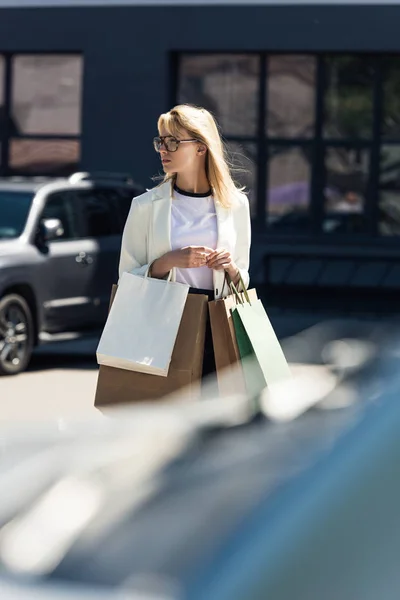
left=118, top=104, right=251, bottom=378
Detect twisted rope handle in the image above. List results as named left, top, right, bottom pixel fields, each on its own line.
left=224, top=271, right=251, bottom=305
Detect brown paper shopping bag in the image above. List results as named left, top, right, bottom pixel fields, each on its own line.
left=94, top=286, right=208, bottom=407
left=208, top=288, right=258, bottom=396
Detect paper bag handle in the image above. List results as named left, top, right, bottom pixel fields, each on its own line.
left=147, top=261, right=173, bottom=282
left=224, top=271, right=251, bottom=305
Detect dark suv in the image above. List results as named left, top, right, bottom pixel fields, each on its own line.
left=0, top=172, right=143, bottom=376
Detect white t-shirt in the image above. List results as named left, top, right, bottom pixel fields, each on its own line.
left=170, top=186, right=218, bottom=290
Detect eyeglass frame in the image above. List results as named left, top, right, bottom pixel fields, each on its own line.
left=153, top=135, right=200, bottom=153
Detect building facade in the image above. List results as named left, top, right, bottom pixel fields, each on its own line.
left=1, top=0, right=400, bottom=302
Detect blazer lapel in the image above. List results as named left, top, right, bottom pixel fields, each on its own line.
left=214, top=199, right=234, bottom=298
left=215, top=200, right=232, bottom=252
left=150, top=181, right=173, bottom=264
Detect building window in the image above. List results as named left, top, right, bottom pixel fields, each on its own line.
left=379, top=145, right=400, bottom=236
left=176, top=52, right=400, bottom=240
left=323, top=146, right=369, bottom=234
left=178, top=54, right=259, bottom=137
left=267, top=55, right=316, bottom=139
left=267, top=146, right=312, bottom=232
left=178, top=54, right=260, bottom=216
left=0, top=55, right=5, bottom=166
left=0, top=53, right=83, bottom=176
left=323, top=56, right=374, bottom=140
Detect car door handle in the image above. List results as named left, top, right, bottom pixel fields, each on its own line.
left=75, top=252, right=93, bottom=266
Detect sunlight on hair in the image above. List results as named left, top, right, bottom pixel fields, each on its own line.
left=157, top=104, right=246, bottom=208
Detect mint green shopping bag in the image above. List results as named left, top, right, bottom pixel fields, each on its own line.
left=228, top=275, right=292, bottom=396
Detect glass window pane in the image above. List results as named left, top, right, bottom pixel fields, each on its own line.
left=77, top=189, right=121, bottom=237
left=12, top=55, right=83, bottom=135
left=382, top=58, right=400, bottom=140
left=0, top=54, right=4, bottom=148
left=323, top=147, right=369, bottom=234
left=0, top=55, right=4, bottom=166
left=178, top=54, right=259, bottom=136
left=10, top=139, right=80, bottom=175
left=103, top=187, right=135, bottom=231
left=379, top=145, right=400, bottom=235
left=324, top=56, right=374, bottom=140
left=267, top=146, right=312, bottom=232
left=267, top=55, right=316, bottom=138
left=41, top=192, right=81, bottom=240
left=0, top=191, right=34, bottom=240
left=226, top=141, right=257, bottom=217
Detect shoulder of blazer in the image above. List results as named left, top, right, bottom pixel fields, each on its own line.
left=214, top=189, right=248, bottom=211
left=133, top=180, right=171, bottom=209
left=231, top=189, right=249, bottom=211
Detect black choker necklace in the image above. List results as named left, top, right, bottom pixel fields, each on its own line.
left=174, top=183, right=212, bottom=198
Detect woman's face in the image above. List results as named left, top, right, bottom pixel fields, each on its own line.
left=157, top=126, right=201, bottom=175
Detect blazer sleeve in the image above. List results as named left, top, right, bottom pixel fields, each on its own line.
left=233, top=193, right=251, bottom=289
left=118, top=196, right=151, bottom=282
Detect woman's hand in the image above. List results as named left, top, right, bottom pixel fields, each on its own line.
left=206, top=248, right=233, bottom=271
left=150, top=246, right=214, bottom=278
left=170, top=246, right=214, bottom=268
left=207, top=249, right=240, bottom=283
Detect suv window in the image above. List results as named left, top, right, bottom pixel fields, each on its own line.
left=82, top=186, right=136, bottom=232
left=41, top=192, right=81, bottom=240
left=0, top=191, right=34, bottom=239
left=113, top=188, right=135, bottom=230
left=76, top=189, right=121, bottom=237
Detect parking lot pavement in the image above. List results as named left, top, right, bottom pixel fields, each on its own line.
left=0, top=333, right=102, bottom=422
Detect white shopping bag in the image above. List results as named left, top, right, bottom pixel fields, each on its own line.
left=96, top=272, right=189, bottom=376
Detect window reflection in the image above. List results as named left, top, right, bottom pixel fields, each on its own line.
left=379, top=145, right=400, bottom=235
left=382, top=58, right=400, bottom=139
left=10, top=139, right=80, bottom=175
left=41, top=193, right=81, bottom=240
left=0, top=55, right=4, bottom=151
left=379, top=192, right=400, bottom=235
left=77, top=189, right=121, bottom=237
left=323, top=147, right=369, bottom=234
left=267, top=146, right=312, bottom=231
left=12, top=55, right=83, bottom=135
left=267, top=55, right=316, bottom=138
left=178, top=54, right=259, bottom=136
left=324, top=56, right=374, bottom=140
left=176, top=52, right=400, bottom=237
left=0, top=55, right=3, bottom=105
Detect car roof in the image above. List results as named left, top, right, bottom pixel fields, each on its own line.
left=0, top=177, right=67, bottom=193
left=0, top=173, right=143, bottom=194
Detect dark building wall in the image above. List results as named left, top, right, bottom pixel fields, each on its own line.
left=2, top=4, right=400, bottom=301
left=1, top=5, right=400, bottom=188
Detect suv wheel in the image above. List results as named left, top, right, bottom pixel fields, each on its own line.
left=0, top=294, right=34, bottom=376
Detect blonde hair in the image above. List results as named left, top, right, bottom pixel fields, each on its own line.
left=157, top=104, right=245, bottom=208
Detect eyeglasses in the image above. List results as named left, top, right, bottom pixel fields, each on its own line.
left=153, top=135, right=199, bottom=153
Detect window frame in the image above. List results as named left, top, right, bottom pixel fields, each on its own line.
left=174, top=51, right=400, bottom=245
left=0, top=51, right=83, bottom=177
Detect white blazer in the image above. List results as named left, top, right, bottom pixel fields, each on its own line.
left=118, top=180, right=251, bottom=299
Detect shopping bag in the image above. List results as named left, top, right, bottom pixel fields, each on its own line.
left=208, top=287, right=258, bottom=396
left=94, top=287, right=208, bottom=407
left=96, top=271, right=189, bottom=376
left=230, top=276, right=292, bottom=396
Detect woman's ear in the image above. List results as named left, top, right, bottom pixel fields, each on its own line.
left=197, top=144, right=207, bottom=156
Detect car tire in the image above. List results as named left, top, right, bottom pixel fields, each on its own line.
left=0, top=294, right=34, bottom=376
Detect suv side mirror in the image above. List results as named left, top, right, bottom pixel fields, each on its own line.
left=41, top=218, right=64, bottom=241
